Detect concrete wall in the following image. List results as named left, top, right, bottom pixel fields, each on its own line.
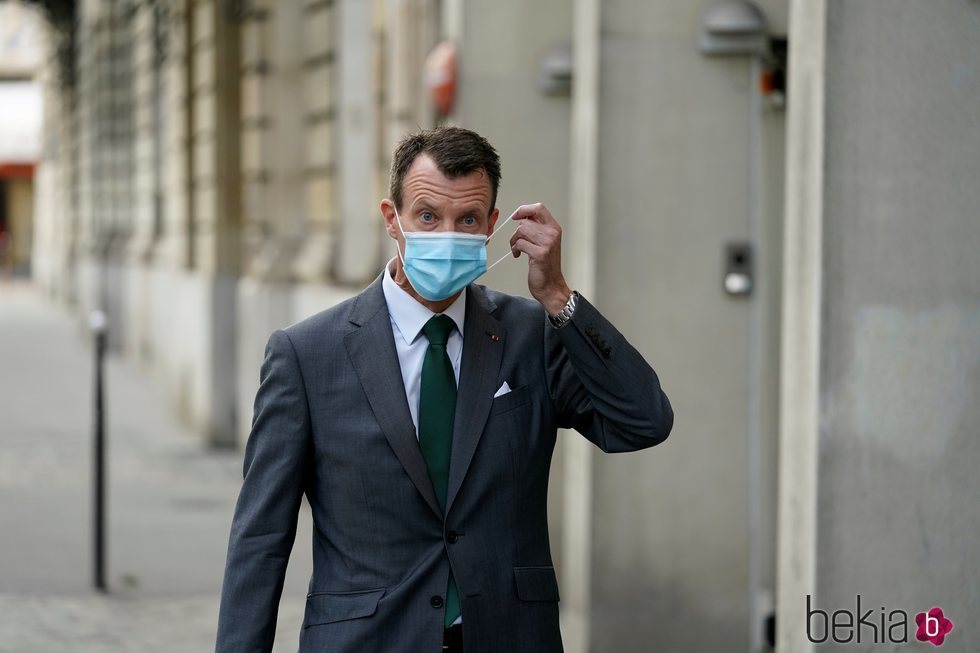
left=778, top=0, right=980, bottom=650
left=586, top=2, right=786, bottom=651
left=818, top=0, right=980, bottom=645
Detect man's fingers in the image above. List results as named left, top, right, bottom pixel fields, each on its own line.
left=511, top=202, right=557, bottom=226
left=509, top=221, right=558, bottom=249
left=509, top=222, right=538, bottom=248
left=505, top=203, right=561, bottom=263
left=509, top=226, right=544, bottom=253
left=510, top=237, right=548, bottom=260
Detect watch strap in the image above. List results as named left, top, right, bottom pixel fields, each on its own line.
left=548, top=291, right=578, bottom=329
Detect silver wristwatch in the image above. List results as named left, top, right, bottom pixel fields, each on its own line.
left=548, top=291, right=578, bottom=329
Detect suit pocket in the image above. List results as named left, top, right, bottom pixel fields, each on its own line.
left=303, top=588, right=385, bottom=628
left=513, top=566, right=560, bottom=602
left=489, top=384, right=531, bottom=417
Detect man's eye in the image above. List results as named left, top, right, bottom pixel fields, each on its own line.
left=462, top=216, right=477, bottom=226
left=420, top=212, right=434, bottom=222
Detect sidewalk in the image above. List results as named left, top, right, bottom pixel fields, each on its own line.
left=0, top=281, right=312, bottom=652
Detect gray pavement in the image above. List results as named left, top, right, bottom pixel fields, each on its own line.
left=0, top=281, right=312, bottom=652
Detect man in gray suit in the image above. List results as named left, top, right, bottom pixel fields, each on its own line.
left=216, top=126, right=673, bottom=652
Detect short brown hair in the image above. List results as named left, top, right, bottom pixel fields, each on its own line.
left=388, top=126, right=501, bottom=213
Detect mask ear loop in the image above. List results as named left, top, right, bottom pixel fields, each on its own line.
left=485, top=208, right=520, bottom=270
left=487, top=249, right=513, bottom=271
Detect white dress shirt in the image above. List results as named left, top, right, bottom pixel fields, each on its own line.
left=380, top=260, right=465, bottom=437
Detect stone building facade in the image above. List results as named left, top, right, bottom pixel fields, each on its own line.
left=0, top=1, right=44, bottom=276
left=33, top=0, right=439, bottom=448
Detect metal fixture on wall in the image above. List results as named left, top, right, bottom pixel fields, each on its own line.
left=724, top=241, right=754, bottom=296
left=698, top=0, right=768, bottom=56
left=538, top=42, right=573, bottom=96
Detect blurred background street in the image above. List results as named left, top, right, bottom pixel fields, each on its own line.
left=0, top=280, right=312, bottom=652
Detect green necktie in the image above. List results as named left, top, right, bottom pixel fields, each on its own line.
left=419, top=315, right=461, bottom=627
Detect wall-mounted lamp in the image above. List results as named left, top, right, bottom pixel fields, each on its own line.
left=698, top=0, right=768, bottom=57
left=538, top=42, right=573, bottom=97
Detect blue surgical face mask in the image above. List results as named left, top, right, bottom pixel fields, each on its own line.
left=393, top=207, right=515, bottom=301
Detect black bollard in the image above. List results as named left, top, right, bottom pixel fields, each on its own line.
left=90, top=310, right=107, bottom=592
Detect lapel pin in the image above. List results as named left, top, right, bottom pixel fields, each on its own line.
left=490, top=334, right=500, bottom=342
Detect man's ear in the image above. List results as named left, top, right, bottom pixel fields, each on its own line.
left=487, top=207, right=500, bottom=237
left=381, top=199, right=398, bottom=239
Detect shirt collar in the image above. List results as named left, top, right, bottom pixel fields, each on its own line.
left=381, top=259, right=466, bottom=345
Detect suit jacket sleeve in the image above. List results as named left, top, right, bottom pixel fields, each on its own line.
left=216, top=329, right=312, bottom=653
left=545, top=294, right=674, bottom=452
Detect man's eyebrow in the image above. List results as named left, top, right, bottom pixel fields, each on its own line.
left=412, top=202, right=439, bottom=215
left=456, top=205, right=487, bottom=217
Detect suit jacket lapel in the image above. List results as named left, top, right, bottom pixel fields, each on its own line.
left=446, top=284, right=505, bottom=515
left=344, top=275, right=443, bottom=520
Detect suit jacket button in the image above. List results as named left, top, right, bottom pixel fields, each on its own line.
left=446, top=531, right=459, bottom=544
left=430, top=595, right=444, bottom=609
